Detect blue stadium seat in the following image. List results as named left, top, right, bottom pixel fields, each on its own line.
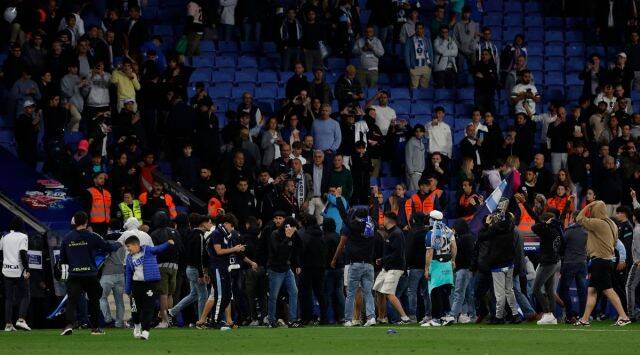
left=238, top=56, right=258, bottom=68
left=483, top=1, right=502, bottom=13
left=545, top=45, right=564, bottom=57
left=545, top=60, right=564, bottom=71
left=504, top=16, right=522, bottom=27
left=370, top=177, right=379, bottom=187
left=360, top=9, right=370, bottom=24
left=566, top=86, right=582, bottom=101
left=565, top=31, right=583, bottom=42
left=257, top=71, right=278, bottom=83
left=545, top=72, right=564, bottom=86
left=145, top=7, right=160, bottom=20
left=436, top=102, right=455, bottom=115
left=545, top=86, right=565, bottom=101
left=216, top=56, right=237, bottom=68
left=435, top=89, right=455, bottom=101
left=255, top=84, right=279, bottom=99
left=587, top=46, right=606, bottom=57
left=454, top=118, right=472, bottom=131
left=189, top=69, right=211, bottom=84
left=212, top=70, right=234, bottom=83
left=232, top=84, right=254, bottom=97
left=504, top=2, right=522, bottom=13
left=483, top=16, right=502, bottom=27
left=544, top=17, right=564, bottom=29
left=566, top=44, right=585, bottom=58
left=565, top=17, right=585, bottom=29
left=199, top=40, right=215, bottom=53
left=566, top=73, right=582, bottom=86
left=524, top=2, right=542, bottom=13
left=412, top=88, right=434, bottom=101
left=394, top=100, right=411, bottom=116
left=153, top=25, right=172, bottom=36
left=258, top=57, right=278, bottom=70
left=453, top=130, right=466, bottom=143
left=527, top=57, right=543, bottom=71
left=527, top=42, right=544, bottom=56
left=504, top=27, right=524, bottom=38
left=256, top=100, right=275, bottom=113
left=390, top=88, right=411, bottom=100
left=411, top=101, right=432, bottom=115
left=526, top=16, right=544, bottom=29
left=208, top=84, right=232, bottom=98
left=527, top=30, right=544, bottom=42
left=218, top=41, right=238, bottom=53
left=279, top=71, right=294, bottom=85
left=325, top=72, right=339, bottom=85
left=378, top=73, right=391, bottom=86
left=262, top=42, right=277, bottom=54
left=545, top=31, right=564, bottom=44
left=381, top=177, right=400, bottom=190
left=187, top=86, right=198, bottom=100
left=566, top=60, right=584, bottom=73
left=327, top=58, right=347, bottom=71
left=457, top=88, right=474, bottom=102
left=455, top=103, right=474, bottom=116
left=192, top=56, right=214, bottom=68
left=240, top=42, right=259, bottom=53
left=235, top=70, right=257, bottom=83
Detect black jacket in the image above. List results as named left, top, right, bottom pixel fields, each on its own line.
left=322, top=218, right=343, bottom=268
left=478, top=219, right=516, bottom=269
left=300, top=225, right=327, bottom=269
left=382, top=225, right=405, bottom=271
left=60, top=229, right=120, bottom=277
left=453, top=220, right=475, bottom=271
left=405, top=224, right=428, bottom=270
left=185, top=228, right=206, bottom=276
left=150, top=212, right=182, bottom=264
left=532, top=219, right=564, bottom=265
left=267, top=228, right=301, bottom=272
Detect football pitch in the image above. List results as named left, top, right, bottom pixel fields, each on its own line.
left=1, top=323, right=638, bottom=354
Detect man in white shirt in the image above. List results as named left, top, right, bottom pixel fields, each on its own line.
left=531, top=103, right=559, bottom=151
left=593, top=84, right=617, bottom=114
left=426, top=106, right=453, bottom=159
left=366, top=90, right=397, bottom=137
left=510, top=70, right=540, bottom=115
left=1, top=217, right=31, bottom=331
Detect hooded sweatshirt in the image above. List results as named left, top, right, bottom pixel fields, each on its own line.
left=149, top=211, right=181, bottom=264
left=576, top=200, right=618, bottom=260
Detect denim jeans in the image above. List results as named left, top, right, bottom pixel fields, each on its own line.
left=324, top=268, right=345, bottom=323
left=268, top=269, right=299, bottom=323
left=406, top=268, right=431, bottom=318
left=558, top=262, right=588, bottom=319
left=99, top=273, right=124, bottom=327
left=450, top=269, right=474, bottom=317
left=344, top=262, right=375, bottom=320
left=513, top=275, right=536, bottom=318
left=171, top=266, right=208, bottom=318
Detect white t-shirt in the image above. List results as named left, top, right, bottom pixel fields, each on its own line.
left=0, top=231, right=29, bottom=278
left=131, top=250, right=145, bottom=281
left=593, top=93, right=617, bottom=114
left=511, top=83, right=539, bottom=114
left=371, top=105, right=397, bottom=136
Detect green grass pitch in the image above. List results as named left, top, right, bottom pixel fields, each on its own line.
left=1, top=323, right=638, bottom=354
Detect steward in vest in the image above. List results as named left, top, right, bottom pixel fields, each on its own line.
left=207, top=183, right=227, bottom=218
left=118, top=189, right=143, bottom=223
left=457, top=179, right=483, bottom=222
left=514, top=192, right=537, bottom=237
left=139, top=181, right=177, bottom=222
left=545, top=185, right=574, bottom=228
left=85, top=172, right=111, bottom=237
left=407, top=176, right=445, bottom=223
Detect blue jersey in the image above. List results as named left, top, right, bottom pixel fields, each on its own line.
left=425, top=221, right=454, bottom=260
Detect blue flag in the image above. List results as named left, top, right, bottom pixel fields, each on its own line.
left=468, top=171, right=519, bottom=235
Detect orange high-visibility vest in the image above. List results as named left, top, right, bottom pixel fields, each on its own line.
left=546, top=196, right=574, bottom=227
left=139, top=192, right=178, bottom=219
left=408, top=189, right=443, bottom=220
left=208, top=197, right=224, bottom=217
left=88, top=187, right=111, bottom=224
left=517, top=202, right=535, bottom=236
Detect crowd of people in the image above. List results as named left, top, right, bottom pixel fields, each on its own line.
left=1, top=0, right=640, bottom=339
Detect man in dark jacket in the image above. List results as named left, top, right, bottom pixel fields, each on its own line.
left=350, top=141, right=374, bottom=205
left=334, top=65, right=364, bottom=110
left=241, top=216, right=267, bottom=325
left=405, top=212, right=430, bottom=323
left=60, top=211, right=121, bottom=335
left=374, top=212, right=411, bottom=324
left=531, top=211, right=564, bottom=325
left=298, top=213, right=328, bottom=324
left=267, top=216, right=303, bottom=327
left=558, top=211, right=588, bottom=323
left=227, top=178, right=257, bottom=226
left=285, top=62, right=310, bottom=99
left=150, top=211, right=182, bottom=327
left=322, top=217, right=344, bottom=323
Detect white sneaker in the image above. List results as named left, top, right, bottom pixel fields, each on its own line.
left=419, top=316, right=432, bottom=325
left=537, top=313, right=558, bottom=325
left=364, top=318, right=376, bottom=327
left=133, top=324, right=142, bottom=339
left=352, top=319, right=361, bottom=326
left=155, top=321, right=169, bottom=329
left=140, top=330, right=149, bottom=340
left=458, top=314, right=471, bottom=324
left=421, top=319, right=442, bottom=327
left=249, top=320, right=260, bottom=326
left=377, top=317, right=388, bottom=324
left=14, top=319, right=31, bottom=331
left=4, top=324, right=16, bottom=332
left=343, top=321, right=354, bottom=327
left=441, top=315, right=456, bottom=326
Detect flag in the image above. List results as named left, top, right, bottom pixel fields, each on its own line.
left=468, top=170, right=520, bottom=235
left=47, top=254, right=107, bottom=319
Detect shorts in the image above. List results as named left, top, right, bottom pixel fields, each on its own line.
left=588, top=258, right=613, bottom=292
left=372, top=269, right=404, bottom=295
left=207, top=267, right=230, bottom=301
left=157, top=267, right=177, bottom=295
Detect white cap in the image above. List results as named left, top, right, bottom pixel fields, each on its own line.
left=618, top=52, right=627, bottom=58
left=23, top=99, right=35, bottom=108
left=429, top=210, right=444, bottom=221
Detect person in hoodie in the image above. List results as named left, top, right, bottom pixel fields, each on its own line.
left=558, top=211, right=588, bottom=324
left=241, top=216, right=267, bottom=325
left=447, top=219, right=477, bottom=324
left=298, top=213, right=328, bottom=324
left=169, top=214, right=211, bottom=321
left=404, top=212, right=430, bottom=323
left=227, top=177, right=257, bottom=226
left=124, top=235, right=175, bottom=340
left=59, top=211, right=121, bottom=336
left=149, top=211, right=183, bottom=328
left=99, top=219, right=126, bottom=328
left=324, top=185, right=349, bottom=233
left=531, top=210, right=564, bottom=325
left=322, top=218, right=345, bottom=324
left=478, top=211, right=521, bottom=325
left=576, top=200, right=631, bottom=326
left=625, top=208, right=640, bottom=321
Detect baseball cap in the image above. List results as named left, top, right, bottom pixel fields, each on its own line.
left=23, top=99, right=36, bottom=108
left=618, top=52, right=627, bottom=58
left=77, top=139, right=89, bottom=152
left=429, top=210, right=444, bottom=221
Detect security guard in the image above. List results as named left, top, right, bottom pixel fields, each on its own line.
left=139, top=181, right=177, bottom=222
left=118, top=189, right=143, bottom=223
left=86, top=172, right=112, bottom=237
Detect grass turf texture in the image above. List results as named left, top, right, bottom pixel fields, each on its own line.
left=1, top=323, right=638, bottom=354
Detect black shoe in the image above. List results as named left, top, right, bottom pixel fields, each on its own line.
left=91, top=328, right=105, bottom=335
left=60, top=326, right=73, bottom=336
left=489, top=318, right=505, bottom=325
left=268, top=321, right=279, bottom=328
left=510, top=316, right=522, bottom=324
left=288, top=320, right=304, bottom=328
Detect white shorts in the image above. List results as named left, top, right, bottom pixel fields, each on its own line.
left=372, top=269, right=404, bottom=295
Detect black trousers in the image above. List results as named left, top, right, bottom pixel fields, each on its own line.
left=230, top=269, right=249, bottom=323
left=431, top=284, right=452, bottom=319
left=211, top=268, right=232, bottom=324
left=4, top=276, right=30, bottom=322
left=300, top=267, right=327, bottom=323
left=66, top=276, right=102, bottom=329
left=131, top=281, right=158, bottom=331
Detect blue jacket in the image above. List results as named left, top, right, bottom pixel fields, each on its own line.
left=404, top=35, right=434, bottom=70
left=324, top=193, right=348, bottom=233
left=124, top=242, right=171, bottom=294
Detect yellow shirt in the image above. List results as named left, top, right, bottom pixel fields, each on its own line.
left=111, top=69, right=141, bottom=101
